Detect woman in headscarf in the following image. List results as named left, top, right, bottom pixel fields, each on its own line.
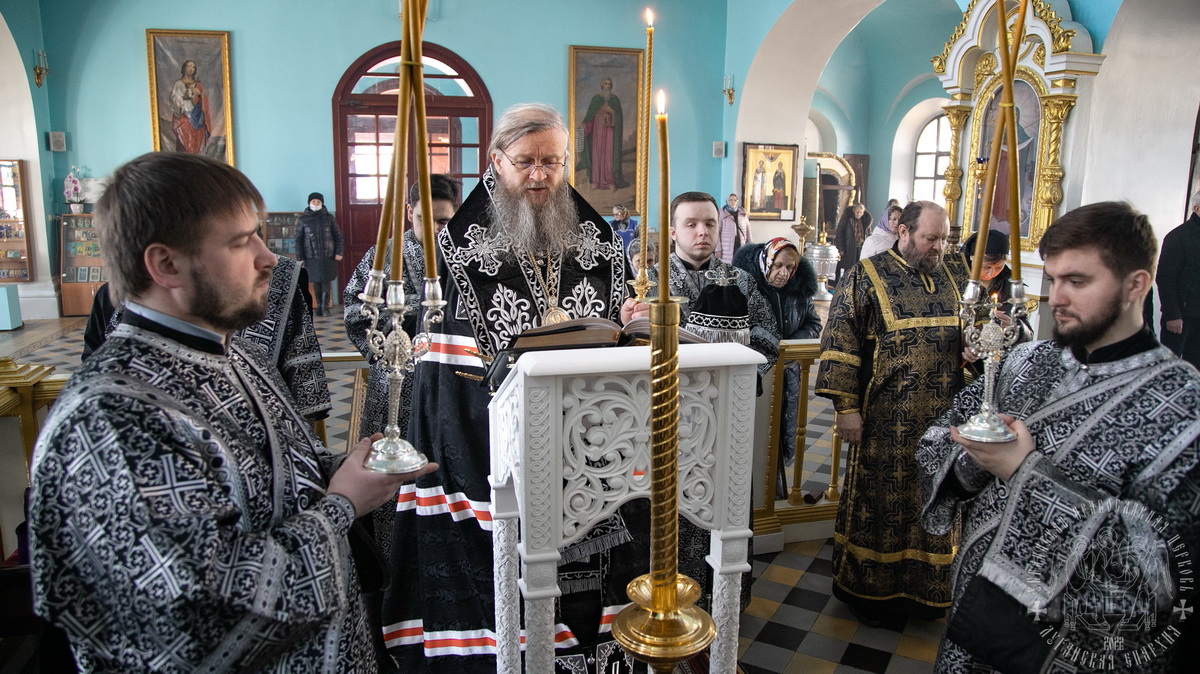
left=734, top=238, right=822, bottom=474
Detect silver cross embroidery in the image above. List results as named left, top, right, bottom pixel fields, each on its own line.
left=1174, top=599, right=1193, bottom=621
left=453, top=223, right=509, bottom=275
left=704, top=265, right=739, bottom=287
left=567, top=220, right=605, bottom=270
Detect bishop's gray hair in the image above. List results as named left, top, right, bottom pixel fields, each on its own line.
left=488, top=103, right=568, bottom=157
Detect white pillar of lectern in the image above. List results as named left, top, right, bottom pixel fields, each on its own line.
left=489, top=342, right=761, bottom=673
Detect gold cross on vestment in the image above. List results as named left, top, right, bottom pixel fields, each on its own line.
left=938, top=371, right=955, bottom=388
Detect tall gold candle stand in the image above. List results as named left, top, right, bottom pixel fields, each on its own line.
left=613, top=91, right=714, bottom=673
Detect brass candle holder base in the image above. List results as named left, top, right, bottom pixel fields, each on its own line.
left=627, top=265, right=657, bottom=302
left=612, top=574, right=715, bottom=672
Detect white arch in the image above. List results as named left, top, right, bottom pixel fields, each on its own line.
left=806, top=109, right=837, bottom=156
left=736, top=0, right=885, bottom=224
left=0, top=16, right=56, bottom=319
left=889, top=97, right=951, bottom=204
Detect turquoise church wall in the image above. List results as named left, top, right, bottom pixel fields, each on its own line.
left=813, top=0, right=962, bottom=214
left=4, top=0, right=1129, bottom=254
left=21, top=0, right=727, bottom=218
left=718, top=0, right=794, bottom=200
left=1066, top=0, right=1121, bottom=51
left=0, top=0, right=55, bottom=247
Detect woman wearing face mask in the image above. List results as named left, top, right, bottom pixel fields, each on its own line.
left=961, top=229, right=1016, bottom=305
left=735, top=238, right=821, bottom=488
left=960, top=229, right=1032, bottom=372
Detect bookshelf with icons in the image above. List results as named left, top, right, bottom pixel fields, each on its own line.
left=0, top=218, right=32, bottom=283
left=60, top=213, right=105, bottom=316
left=0, top=159, right=34, bottom=283
left=264, top=212, right=303, bottom=259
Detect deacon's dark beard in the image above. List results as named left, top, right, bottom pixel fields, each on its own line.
left=489, top=177, right=579, bottom=255
left=188, top=265, right=271, bottom=332
left=1052, top=292, right=1123, bottom=351
left=901, top=239, right=943, bottom=275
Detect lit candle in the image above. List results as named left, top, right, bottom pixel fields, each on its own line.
left=656, top=90, right=670, bottom=299
left=639, top=8, right=654, bottom=274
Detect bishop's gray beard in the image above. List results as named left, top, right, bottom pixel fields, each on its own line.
left=489, top=179, right=579, bottom=256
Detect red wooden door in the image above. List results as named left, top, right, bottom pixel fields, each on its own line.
left=333, top=42, right=492, bottom=283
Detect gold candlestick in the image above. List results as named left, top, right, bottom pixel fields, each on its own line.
left=614, top=89, right=714, bottom=673
left=791, top=215, right=812, bottom=256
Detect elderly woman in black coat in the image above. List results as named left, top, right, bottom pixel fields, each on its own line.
left=734, top=238, right=822, bottom=474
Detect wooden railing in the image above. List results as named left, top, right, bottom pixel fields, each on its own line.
left=0, top=352, right=370, bottom=472
left=752, top=340, right=844, bottom=537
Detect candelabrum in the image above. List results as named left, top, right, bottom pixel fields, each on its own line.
left=955, top=279, right=1027, bottom=443
left=358, top=271, right=445, bottom=472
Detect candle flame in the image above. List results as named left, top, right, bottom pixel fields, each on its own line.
left=657, top=90, right=666, bottom=115
left=645, top=8, right=653, bottom=26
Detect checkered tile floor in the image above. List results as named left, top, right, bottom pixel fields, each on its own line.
left=6, top=307, right=947, bottom=673
left=741, top=539, right=943, bottom=673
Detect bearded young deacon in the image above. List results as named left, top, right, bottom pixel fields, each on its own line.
left=29, top=152, right=431, bottom=673
left=381, top=103, right=654, bottom=673
left=918, top=202, right=1200, bottom=673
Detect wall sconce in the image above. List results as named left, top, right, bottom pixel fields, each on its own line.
left=33, top=50, right=49, bottom=88
left=723, top=74, right=735, bottom=106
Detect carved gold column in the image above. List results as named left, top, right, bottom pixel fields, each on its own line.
left=613, top=300, right=715, bottom=673
left=941, top=105, right=972, bottom=247
left=1033, top=95, right=1076, bottom=249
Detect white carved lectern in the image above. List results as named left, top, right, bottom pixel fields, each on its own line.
left=489, top=343, right=762, bottom=673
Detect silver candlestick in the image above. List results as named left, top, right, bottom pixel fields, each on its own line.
left=956, top=279, right=1027, bottom=443
left=359, top=269, right=439, bottom=473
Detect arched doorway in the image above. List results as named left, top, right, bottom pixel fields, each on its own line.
left=332, top=42, right=491, bottom=282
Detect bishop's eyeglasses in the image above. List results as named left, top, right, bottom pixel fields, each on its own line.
left=500, top=152, right=568, bottom=174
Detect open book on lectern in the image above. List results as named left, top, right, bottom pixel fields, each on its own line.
left=510, top=316, right=706, bottom=351
left=483, top=317, right=706, bottom=390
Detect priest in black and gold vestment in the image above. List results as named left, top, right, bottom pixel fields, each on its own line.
left=816, top=200, right=969, bottom=624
